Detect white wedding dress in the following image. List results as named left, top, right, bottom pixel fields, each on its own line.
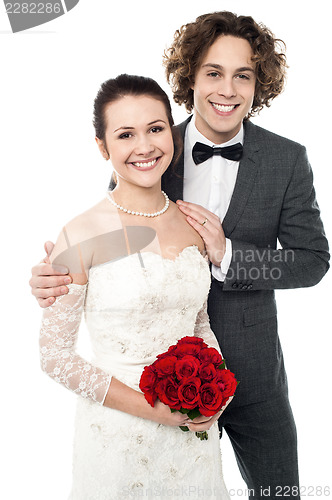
left=40, top=245, right=230, bottom=499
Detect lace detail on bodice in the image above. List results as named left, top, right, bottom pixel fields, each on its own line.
left=84, top=246, right=213, bottom=389
left=40, top=246, right=219, bottom=403
left=40, top=245, right=221, bottom=394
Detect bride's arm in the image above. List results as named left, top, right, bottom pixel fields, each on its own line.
left=103, top=378, right=190, bottom=427
left=39, top=220, right=110, bottom=403
left=40, top=282, right=112, bottom=404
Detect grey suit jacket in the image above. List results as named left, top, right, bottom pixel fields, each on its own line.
left=162, top=117, right=330, bottom=406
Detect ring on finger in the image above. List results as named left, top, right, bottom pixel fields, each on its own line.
left=201, top=217, right=208, bottom=226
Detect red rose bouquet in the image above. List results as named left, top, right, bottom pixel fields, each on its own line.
left=139, top=336, right=238, bottom=440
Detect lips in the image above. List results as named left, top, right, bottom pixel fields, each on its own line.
left=211, top=102, right=239, bottom=113
left=130, top=157, right=160, bottom=171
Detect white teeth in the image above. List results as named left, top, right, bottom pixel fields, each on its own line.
left=212, top=103, right=236, bottom=112
left=132, top=159, right=157, bottom=168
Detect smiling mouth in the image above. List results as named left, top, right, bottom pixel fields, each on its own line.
left=211, top=102, right=239, bottom=113
left=131, top=157, right=160, bottom=169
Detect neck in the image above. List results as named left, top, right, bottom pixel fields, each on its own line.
left=193, top=112, right=242, bottom=145
left=112, top=182, right=166, bottom=213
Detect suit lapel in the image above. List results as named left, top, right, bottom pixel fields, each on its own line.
left=222, top=121, right=261, bottom=237
left=162, top=117, right=191, bottom=202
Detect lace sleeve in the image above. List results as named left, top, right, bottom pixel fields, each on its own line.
left=39, top=283, right=112, bottom=404
left=194, top=300, right=222, bottom=355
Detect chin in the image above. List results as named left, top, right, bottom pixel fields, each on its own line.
left=133, top=179, right=162, bottom=190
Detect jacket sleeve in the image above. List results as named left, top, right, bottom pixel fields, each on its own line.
left=222, top=145, right=329, bottom=291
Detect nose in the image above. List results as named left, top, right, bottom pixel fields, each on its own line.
left=217, top=77, right=237, bottom=99
left=134, top=134, right=155, bottom=156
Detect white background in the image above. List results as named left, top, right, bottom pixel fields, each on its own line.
left=1, top=1, right=331, bottom=498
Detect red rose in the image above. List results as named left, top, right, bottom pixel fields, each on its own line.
left=178, top=376, right=201, bottom=409
left=156, top=344, right=178, bottom=360
left=153, top=355, right=177, bottom=376
left=198, top=362, right=217, bottom=382
left=198, top=382, right=224, bottom=417
left=199, top=347, right=222, bottom=366
left=175, top=355, right=200, bottom=380
left=215, top=369, right=238, bottom=404
left=139, top=365, right=158, bottom=407
left=177, top=336, right=207, bottom=347
left=155, top=376, right=181, bottom=410
left=174, top=336, right=207, bottom=358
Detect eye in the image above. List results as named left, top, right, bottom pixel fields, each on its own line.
left=236, top=74, right=251, bottom=80
left=207, top=71, right=220, bottom=78
left=149, top=126, right=164, bottom=134
left=118, top=132, right=133, bottom=139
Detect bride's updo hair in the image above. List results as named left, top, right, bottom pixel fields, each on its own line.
left=93, top=74, right=182, bottom=186
left=93, top=74, right=175, bottom=140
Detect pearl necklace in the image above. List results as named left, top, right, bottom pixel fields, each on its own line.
left=107, top=190, right=170, bottom=217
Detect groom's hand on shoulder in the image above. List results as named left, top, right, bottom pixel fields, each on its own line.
left=176, top=200, right=226, bottom=266
left=29, top=241, right=72, bottom=308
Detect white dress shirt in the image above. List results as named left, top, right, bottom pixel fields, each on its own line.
left=183, top=118, right=244, bottom=281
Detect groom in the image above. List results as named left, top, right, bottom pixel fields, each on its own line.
left=30, top=11, right=329, bottom=499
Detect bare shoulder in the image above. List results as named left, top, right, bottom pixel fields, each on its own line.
left=60, top=198, right=118, bottom=244
left=50, top=198, right=121, bottom=275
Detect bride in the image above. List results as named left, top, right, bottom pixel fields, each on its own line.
left=39, top=73, right=231, bottom=499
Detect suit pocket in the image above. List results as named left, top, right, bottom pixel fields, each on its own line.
left=243, top=302, right=277, bottom=327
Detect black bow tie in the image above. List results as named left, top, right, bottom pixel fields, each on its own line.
left=192, top=141, right=243, bottom=165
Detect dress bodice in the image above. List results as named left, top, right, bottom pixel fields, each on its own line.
left=40, top=245, right=217, bottom=402
left=85, top=245, right=211, bottom=388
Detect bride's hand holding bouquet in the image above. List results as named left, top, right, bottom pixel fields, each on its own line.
left=140, top=336, right=238, bottom=439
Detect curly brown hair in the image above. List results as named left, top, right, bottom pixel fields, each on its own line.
left=163, top=11, right=287, bottom=118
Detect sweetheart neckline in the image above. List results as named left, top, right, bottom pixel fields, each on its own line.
left=90, top=244, right=205, bottom=269
left=146, top=244, right=200, bottom=263
left=64, top=246, right=208, bottom=289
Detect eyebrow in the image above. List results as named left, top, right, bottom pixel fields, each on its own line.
left=113, top=119, right=167, bottom=133
left=202, top=63, right=255, bottom=73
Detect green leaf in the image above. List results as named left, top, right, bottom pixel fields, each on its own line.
left=179, top=408, right=190, bottom=414
left=218, top=360, right=226, bottom=370
left=187, top=407, right=201, bottom=420
left=179, top=426, right=190, bottom=432
left=195, top=431, right=208, bottom=440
